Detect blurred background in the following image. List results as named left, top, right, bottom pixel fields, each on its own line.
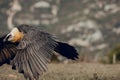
left=0, top=0, right=120, bottom=80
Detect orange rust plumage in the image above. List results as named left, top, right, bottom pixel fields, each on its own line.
left=7, top=28, right=24, bottom=42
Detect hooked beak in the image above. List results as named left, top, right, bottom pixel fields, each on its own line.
left=3, top=33, right=12, bottom=42
left=3, top=28, right=24, bottom=42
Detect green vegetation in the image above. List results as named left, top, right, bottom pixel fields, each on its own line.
left=108, top=44, right=120, bottom=63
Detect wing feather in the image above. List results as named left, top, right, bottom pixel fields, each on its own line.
left=11, top=31, right=58, bottom=80
left=0, top=34, right=18, bottom=65
left=30, top=46, right=47, bottom=72
left=29, top=51, right=44, bottom=75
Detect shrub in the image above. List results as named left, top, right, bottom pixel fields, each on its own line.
left=108, top=44, right=120, bottom=63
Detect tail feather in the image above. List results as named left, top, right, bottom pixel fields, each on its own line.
left=54, top=42, right=79, bottom=60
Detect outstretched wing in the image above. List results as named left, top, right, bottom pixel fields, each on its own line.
left=11, top=31, right=57, bottom=80
left=0, top=34, right=18, bottom=65
left=54, top=42, right=79, bottom=60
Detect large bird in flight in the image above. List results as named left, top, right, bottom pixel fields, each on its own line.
left=0, top=24, right=78, bottom=80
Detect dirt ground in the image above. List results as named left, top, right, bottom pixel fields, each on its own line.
left=0, top=63, right=120, bottom=80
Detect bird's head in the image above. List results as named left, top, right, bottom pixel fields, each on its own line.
left=4, top=28, right=24, bottom=42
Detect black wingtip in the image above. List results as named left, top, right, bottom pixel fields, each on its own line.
left=54, top=42, right=79, bottom=60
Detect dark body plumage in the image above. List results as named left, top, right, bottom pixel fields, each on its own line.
left=0, top=24, right=78, bottom=80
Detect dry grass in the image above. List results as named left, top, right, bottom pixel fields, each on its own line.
left=0, top=63, right=120, bottom=80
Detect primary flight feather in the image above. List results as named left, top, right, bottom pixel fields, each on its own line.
left=0, top=24, right=79, bottom=80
